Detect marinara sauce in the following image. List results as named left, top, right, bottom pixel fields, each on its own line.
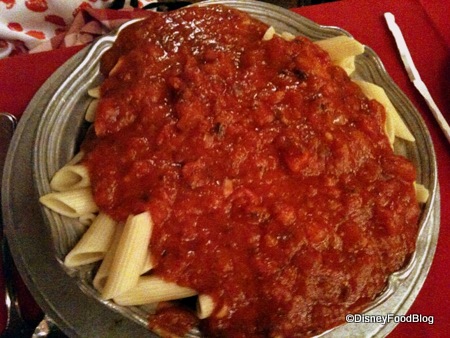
left=83, top=5, right=420, bottom=337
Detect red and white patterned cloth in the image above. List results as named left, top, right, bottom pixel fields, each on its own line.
left=0, top=0, right=154, bottom=58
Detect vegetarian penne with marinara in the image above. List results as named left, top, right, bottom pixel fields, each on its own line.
left=40, top=4, right=428, bottom=337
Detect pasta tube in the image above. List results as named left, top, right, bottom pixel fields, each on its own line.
left=66, top=151, right=85, bottom=166
left=93, top=222, right=153, bottom=292
left=64, top=213, right=117, bottom=267
left=87, top=86, right=101, bottom=98
left=113, top=276, right=197, bottom=306
left=39, top=188, right=98, bottom=218
left=85, top=99, right=98, bottom=123
left=101, top=211, right=153, bottom=300
left=314, top=35, right=365, bottom=61
left=262, top=27, right=295, bottom=42
left=49, top=164, right=90, bottom=191
left=281, top=31, right=295, bottom=42
left=197, top=294, right=215, bottom=319
left=79, top=212, right=97, bottom=226
left=109, top=57, right=125, bottom=76
left=414, top=182, right=429, bottom=203
left=334, top=55, right=356, bottom=75
left=262, top=26, right=276, bottom=41
left=93, top=223, right=124, bottom=292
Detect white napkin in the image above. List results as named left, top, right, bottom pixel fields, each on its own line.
left=0, top=0, right=154, bottom=58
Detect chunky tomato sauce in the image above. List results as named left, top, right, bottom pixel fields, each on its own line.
left=83, top=5, right=420, bottom=337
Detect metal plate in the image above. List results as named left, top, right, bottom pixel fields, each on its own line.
left=2, top=1, right=439, bottom=337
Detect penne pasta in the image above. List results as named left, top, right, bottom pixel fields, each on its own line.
left=78, top=212, right=97, bottom=226
left=85, top=99, right=98, bottom=123
left=113, top=276, right=197, bottom=306
left=197, top=294, right=215, bottom=319
left=280, top=31, right=295, bottom=42
left=333, top=55, right=356, bottom=76
left=262, top=27, right=295, bottom=42
left=93, top=226, right=154, bottom=292
left=93, top=223, right=124, bottom=292
left=383, top=100, right=396, bottom=146
left=414, top=182, right=429, bottom=203
left=353, top=80, right=415, bottom=142
left=101, top=211, right=153, bottom=300
left=66, top=151, right=85, bottom=166
left=64, top=213, right=117, bottom=267
left=109, top=57, right=125, bottom=76
left=87, top=86, right=101, bottom=98
left=142, top=254, right=155, bottom=275
left=49, top=164, right=90, bottom=192
left=314, top=35, right=365, bottom=61
left=262, top=26, right=276, bottom=41
left=39, top=188, right=98, bottom=218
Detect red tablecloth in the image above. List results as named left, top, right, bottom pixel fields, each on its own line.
left=0, top=0, right=448, bottom=336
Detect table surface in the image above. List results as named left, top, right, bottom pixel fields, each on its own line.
left=0, top=0, right=448, bottom=336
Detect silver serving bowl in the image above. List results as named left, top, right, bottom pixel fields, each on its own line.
left=2, top=1, right=439, bottom=337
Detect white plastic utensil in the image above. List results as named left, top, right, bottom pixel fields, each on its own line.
left=384, top=12, right=450, bottom=144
